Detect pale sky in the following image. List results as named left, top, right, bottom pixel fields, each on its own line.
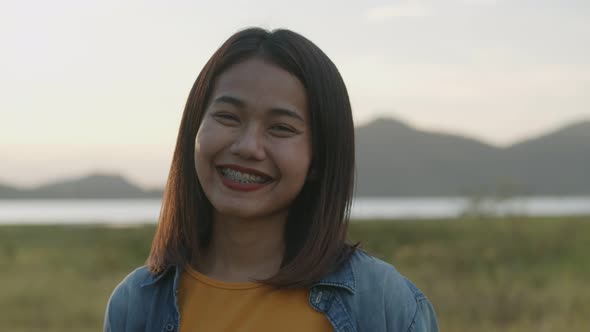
left=2, top=0, right=589, bottom=188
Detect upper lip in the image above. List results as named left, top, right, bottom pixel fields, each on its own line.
left=216, top=164, right=274, bottom=180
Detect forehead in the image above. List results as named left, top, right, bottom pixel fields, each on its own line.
left=209, top=58, right=308, bottom=118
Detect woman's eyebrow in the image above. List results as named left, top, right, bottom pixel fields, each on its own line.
left=269, top=108, right=305, bottom=123
left=212, top=95, right=304, bottom=122
left=212, top=95, right=246, bottom=108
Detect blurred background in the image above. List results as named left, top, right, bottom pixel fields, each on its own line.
left=1, top=0, right=589, bottom=331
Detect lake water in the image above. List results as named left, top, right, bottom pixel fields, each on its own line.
left=1, top=197, right=589, bottom=225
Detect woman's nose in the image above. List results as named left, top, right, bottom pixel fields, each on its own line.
left=229, top=125, right=266, bottom=160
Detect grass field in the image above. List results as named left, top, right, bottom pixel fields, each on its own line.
left=1, top=217, right=589, bottom=331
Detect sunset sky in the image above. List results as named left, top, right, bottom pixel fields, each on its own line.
left=2, top=0, right=589, bottom=188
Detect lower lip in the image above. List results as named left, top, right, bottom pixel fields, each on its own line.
left=218, top=171, right=271, bottom=192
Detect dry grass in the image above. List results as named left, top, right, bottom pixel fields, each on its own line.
left=1, top=216, right=589, bottom=331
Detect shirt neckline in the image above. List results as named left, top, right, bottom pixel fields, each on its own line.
left=183, top=264, right=266, bottom=290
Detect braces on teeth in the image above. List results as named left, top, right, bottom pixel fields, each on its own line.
left=220, top=168, right=268, bottom=184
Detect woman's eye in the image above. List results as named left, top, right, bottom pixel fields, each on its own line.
left=213, top=113, right=240, bottom=125
left=270, top=124, right=299, bottom=136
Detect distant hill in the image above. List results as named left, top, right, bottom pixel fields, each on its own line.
left=498, top=121, right=590, bottom=195
left=0, top=184, right=24, bottom=198
left=355, top=118, right=590, bottom=196
left=1, top=118, right=588, bottom=198
left=0, top=174, right=163, bottom=199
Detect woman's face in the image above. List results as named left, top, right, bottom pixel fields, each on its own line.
left=194, top=57, right=312, bottom=221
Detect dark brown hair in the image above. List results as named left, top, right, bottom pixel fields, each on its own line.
left=147, top=27, right=357, bottom=288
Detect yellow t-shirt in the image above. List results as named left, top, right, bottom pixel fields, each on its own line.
left=178, top=265, right=333, bottom=332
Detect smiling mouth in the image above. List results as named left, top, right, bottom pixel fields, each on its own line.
left=217, top=166, right=273, bottom=184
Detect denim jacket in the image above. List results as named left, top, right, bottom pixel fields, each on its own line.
left=104, top=250, right=438, bottom=332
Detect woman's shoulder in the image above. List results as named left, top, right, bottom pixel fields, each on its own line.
left=349, top=249, right=420, bottom=292
left=344, top=249, right=439, bottom=331
left=347, top=249, right=423, bottom=300
left=104, top=266, right=151, bottom=324
left=104, top=266, right=176, bottom=331
left=107, top=265, right=176, bottom=303
left=115, top=265, right=153, bottom=287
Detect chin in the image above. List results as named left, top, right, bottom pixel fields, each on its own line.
left=214, top=205, right=262, bottom=219
left=212, top=203, right=286, bottom=221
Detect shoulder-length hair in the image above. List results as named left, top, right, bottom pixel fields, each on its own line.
left=147, top=27, right=357, bottom=288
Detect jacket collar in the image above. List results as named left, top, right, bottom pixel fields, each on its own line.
left=314, top=254, right=356, bottom=294
left=140, top=265, right=177, bottom=287
left=140, top=252, right=356, bottom=294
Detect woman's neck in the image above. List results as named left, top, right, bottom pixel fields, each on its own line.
left=195, top=212, right=287, bottom=283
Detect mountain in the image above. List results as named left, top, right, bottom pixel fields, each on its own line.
left=498, top=121, right=590, bottom=195
left=355, top=118, right=590, bottom=196
left=0, top=173, right=162, bottom=199
left=0, top=184, right=24, bottom=198
left=0, top=118, right=588, bottom=198
left=355, top=118, right=501, bottom=196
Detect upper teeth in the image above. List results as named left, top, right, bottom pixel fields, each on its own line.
left=220, top=168, right=269, bottom=184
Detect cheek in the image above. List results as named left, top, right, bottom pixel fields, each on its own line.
left=276, top=144, right=312, bottom=180
left=194, top=132, right=205, bottom=169
left=194, top=123, right=218, bottom=176
left=195, top=119, right=225, bottom=154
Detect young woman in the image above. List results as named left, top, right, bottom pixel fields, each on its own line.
left=104, top=27, right=438, bottom=332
